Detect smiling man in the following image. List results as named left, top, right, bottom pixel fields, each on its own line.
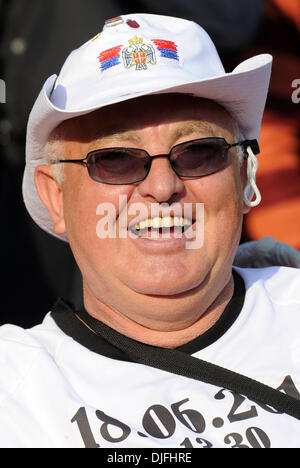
left=1, top=13, right=299, bottom=448
left=36, top=94, right=248, bottom=348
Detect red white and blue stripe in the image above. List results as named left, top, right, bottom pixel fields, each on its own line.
left=152, top=39, right=179, bottom=61
left=98, top=38, right=179, bottom=72
left=98, top=45, right=123, bottom=71
left=105, top=16, right=124, bottom=28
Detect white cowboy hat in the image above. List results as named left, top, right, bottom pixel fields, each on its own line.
left=23, top=13, right=272, bottom=241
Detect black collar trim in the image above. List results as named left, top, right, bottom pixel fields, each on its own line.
left=51, top=270, right=245, bottom=362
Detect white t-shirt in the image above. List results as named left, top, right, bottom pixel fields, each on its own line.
left=0, top=266, right=299, bottom=448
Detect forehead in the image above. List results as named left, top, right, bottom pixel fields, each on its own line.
left=54, top=94, right=235, bottom=143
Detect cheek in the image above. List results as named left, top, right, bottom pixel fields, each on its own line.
left=188, top=167, right=244, bottom=242
left=190, top=165, right=243, bottom=209
left=61, top=168, right=133, bottom=256
left=62, top=169, right=97, bottom=243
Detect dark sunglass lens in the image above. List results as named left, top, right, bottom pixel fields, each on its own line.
left=171, top=139, right=228, bottom=177
left=87, top=149, right=149, bottom=184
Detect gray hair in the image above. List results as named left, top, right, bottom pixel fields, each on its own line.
left=44, top=128, right=67, bottom=186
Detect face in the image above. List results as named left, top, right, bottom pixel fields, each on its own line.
left=38, top=94, right=248, bottom=309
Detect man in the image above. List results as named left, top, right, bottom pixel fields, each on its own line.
left=0, top=0, right=263, bottom=328
left=1, top=13, right=299, bottom=448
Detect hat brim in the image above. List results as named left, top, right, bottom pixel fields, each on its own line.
left=23, top=53, right=272, bottom=242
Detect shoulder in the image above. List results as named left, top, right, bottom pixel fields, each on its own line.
left=0, top=321, right=45, bottom=358
left=0, top=314, right=67, bottom=404
left=0, top=323, right=41, bottom=401
left=234, top=266, right=300, bottom=305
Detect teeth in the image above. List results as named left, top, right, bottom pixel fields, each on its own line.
left=133, top=217, right=192, bottom=231
left=162, top=216, right=172, bottom=228
left=152, top=217, right=161, bottom=229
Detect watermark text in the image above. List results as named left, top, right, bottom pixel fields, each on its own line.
left=0, top=79, right=6, bottom=104
left=96, top=197, right=204, bottom=249
left=291, top=79, right=300, bottom=104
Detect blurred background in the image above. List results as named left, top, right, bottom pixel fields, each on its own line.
left=0, top=0, right=299, bottom=326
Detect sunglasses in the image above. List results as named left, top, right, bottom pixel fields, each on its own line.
left=50, top=137, right=259, bottom=185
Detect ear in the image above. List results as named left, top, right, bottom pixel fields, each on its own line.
left=243, top=201, right=251, bottom=215
left=34, top=164, right=67, bottom=234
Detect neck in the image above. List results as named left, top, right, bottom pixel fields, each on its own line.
left=82, top=272, right=234, bottom=349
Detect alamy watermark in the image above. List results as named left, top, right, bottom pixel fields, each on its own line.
left=0, top=79, right=6, bottom=104
left=291, top=79, right=300, bottom=104
left=95, top=196, right=204, bottom=249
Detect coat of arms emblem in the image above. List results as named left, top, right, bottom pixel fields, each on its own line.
left=122, top=35, right=156, bottom=70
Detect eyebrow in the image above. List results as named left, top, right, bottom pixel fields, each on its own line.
left=91, top=120, right=216, bottom=147
left=170, top=121, right=216, bottom=140
left=92, top=128, right=140, bottom=143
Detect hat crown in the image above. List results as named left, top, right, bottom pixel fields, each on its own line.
left=50, top=13, right=225, bottom=111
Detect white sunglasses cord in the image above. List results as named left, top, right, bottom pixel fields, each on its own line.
left=243, top=145, right=262, bottom=208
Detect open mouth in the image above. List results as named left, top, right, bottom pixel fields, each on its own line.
left=128, top=216, right=194, bottom=238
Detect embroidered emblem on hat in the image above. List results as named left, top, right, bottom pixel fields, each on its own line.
left=126, top=19, right=140, bottom=29
left=152, top=39, right=179, bottom=61
left=122, top=35, right=156, bottom=71
left=105, top=16, right=124, bottom=28
left=98, top=45, right=123, bottom=71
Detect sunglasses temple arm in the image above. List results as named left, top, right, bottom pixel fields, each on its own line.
left=49, top=158, right=88, bottom=166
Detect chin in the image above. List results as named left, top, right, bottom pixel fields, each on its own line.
left=123, top=272, right=206, bottom=297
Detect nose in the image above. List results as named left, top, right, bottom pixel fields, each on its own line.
left=137, top=155, right=185, bottom=203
